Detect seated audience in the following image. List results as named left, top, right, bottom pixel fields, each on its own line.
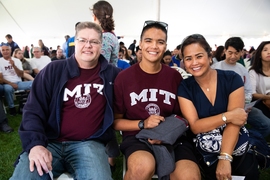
left=50, top=50, right=57, bottom=59
left=249, top=41, right=270, bottom=118
left=0, top=44, right=32, bottom=116
left=51, top=49, right=65, bottom=61
left=120, top=46, right=132, bottom=62
left=212, top=45, right=225, bottom=64
left=117, top=49, right=130, bottom=70
left=30, top=47, right=51, bottom=75
left=161, top=50, right=175, bottom=66
left=13, top=48, right=34, bottom=80
left=212, top=37, right=270, bottom=137
left=129, top=46, right=142, bottom=65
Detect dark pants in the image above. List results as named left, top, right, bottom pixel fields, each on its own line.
left=0, top=85, right=7, bottom=124
left=199, top=153, right=259, bottom=180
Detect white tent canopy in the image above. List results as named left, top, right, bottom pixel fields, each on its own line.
left=1, top=0, right=269, bottom=51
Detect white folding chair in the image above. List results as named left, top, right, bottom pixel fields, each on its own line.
left=171, top=66, right=192, bottom=79
left=54, top=172, right=73, bottom=180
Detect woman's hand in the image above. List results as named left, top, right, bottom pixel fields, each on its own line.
left=227, top=108, right=247, bottom=126
left=216, top=160, right=232, bottom=180
left=144, top=115, right=165, bottom=129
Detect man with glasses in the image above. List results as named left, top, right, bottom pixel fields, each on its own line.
left=113, top=20, right=200, bottom=179
left=30, top=47, right=51, bottom=75
left=10, top=22, right=120, bottom=180
left=0, top=44, right=32, bottom=116
left=212, top=37, right=270, bottom=138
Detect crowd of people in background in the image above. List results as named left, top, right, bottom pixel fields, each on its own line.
left=1, top=0, right=270, bottom=180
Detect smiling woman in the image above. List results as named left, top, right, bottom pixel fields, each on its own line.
left=178, top=34, right=259, bottom=180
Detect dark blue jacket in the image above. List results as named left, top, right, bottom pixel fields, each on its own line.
left=19, top=54, right=120, bottom=153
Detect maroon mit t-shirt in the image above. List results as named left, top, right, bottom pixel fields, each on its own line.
left=114, top=63, right=182, bottom=137
left=58, top=63, right=106, bottom=141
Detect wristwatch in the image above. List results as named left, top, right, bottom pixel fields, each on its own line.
left=138, top=120, right=144, bottom=130
left=222, top=113, right=227, bottom=123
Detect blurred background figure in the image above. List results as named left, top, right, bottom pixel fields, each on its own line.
left=13, top=48, right=34, bottom=80
left=51, top=49, right=65, bottom=61
left=128, top=39, right=136, bottom=57
left=161, top=50, right=174, bottom=66
left=62, top=35, right=70, bottom=58
left=38, top=39, right=50, bottom=56
left=92, top=0, right=119, bottom=66
left=212, top=45, right=225, bottom=64
left=23, top=45, right=30, bottom=58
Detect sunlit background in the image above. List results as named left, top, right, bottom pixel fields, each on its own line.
left=1, top=0, right=269, bottom=51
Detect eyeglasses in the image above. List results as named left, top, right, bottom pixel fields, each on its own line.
left=76, top=38, right=101, bottom=46
left=143, top=20, right=168, bottom=30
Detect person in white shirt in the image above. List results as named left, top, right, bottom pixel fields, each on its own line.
left=0, top=44, right=32, bottom=115
left=212, top=37, right=270, bottom=137
left=30, top=47, right=51, bottom=75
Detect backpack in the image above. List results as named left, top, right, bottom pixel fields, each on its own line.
left=248, top=129, right=270, bottom=170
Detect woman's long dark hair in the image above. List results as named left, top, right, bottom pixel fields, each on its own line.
left=92, top=1, right=115, bottom=32
left=250, top=41, right=270, bottom=76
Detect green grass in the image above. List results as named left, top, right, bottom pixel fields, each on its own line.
left=0, top=114, right=23, bottom=180
left=1, top=113, right=270, bottom=180
left=0, top=113, right=124, bottom=180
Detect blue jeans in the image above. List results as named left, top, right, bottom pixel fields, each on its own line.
left=3, top=81, right=32, bottom=108
left=10, top=140, right=112, bottom=180
left=247, top=107, right=270, bottom=137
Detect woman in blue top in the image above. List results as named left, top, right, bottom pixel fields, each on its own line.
left=177, top=34, right=259, bottom=180
left=91, top=0, right=119, bottom=66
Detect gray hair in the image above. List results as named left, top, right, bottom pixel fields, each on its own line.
left=75, top=22, right=103, bottom=42
left=33, top=47, right=41, bottom=51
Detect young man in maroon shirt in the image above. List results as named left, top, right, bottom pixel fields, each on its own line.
left=113, top=21, right=200, bottom=180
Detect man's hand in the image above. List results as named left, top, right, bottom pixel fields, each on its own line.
left=9, top=82, right=18, bottom=90
left=29, top=145, right=53, bottom=176
left=144, top=115, right=165, bottom=129
left=9, top=59, right=15, bottom=67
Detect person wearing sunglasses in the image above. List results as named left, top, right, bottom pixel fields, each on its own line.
left=10, top=22, right=120, bottom=180
left=113, top=20, right=200, bottom=179
left=178, top=34, right=259, bottom=180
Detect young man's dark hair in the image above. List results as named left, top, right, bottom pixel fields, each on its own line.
left=224, top=37, right=244, bottom=52
left=140, top=20, right=168, bottom=41
left=135, top=45, right=141, bottom=52
left=5, top=34, right=12, bottom=39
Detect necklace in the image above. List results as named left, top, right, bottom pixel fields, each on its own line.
left=206, top=88, right=210, bottom=92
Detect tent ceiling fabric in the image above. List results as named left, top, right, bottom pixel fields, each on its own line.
left=0, top=0, right=269, bottom=50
